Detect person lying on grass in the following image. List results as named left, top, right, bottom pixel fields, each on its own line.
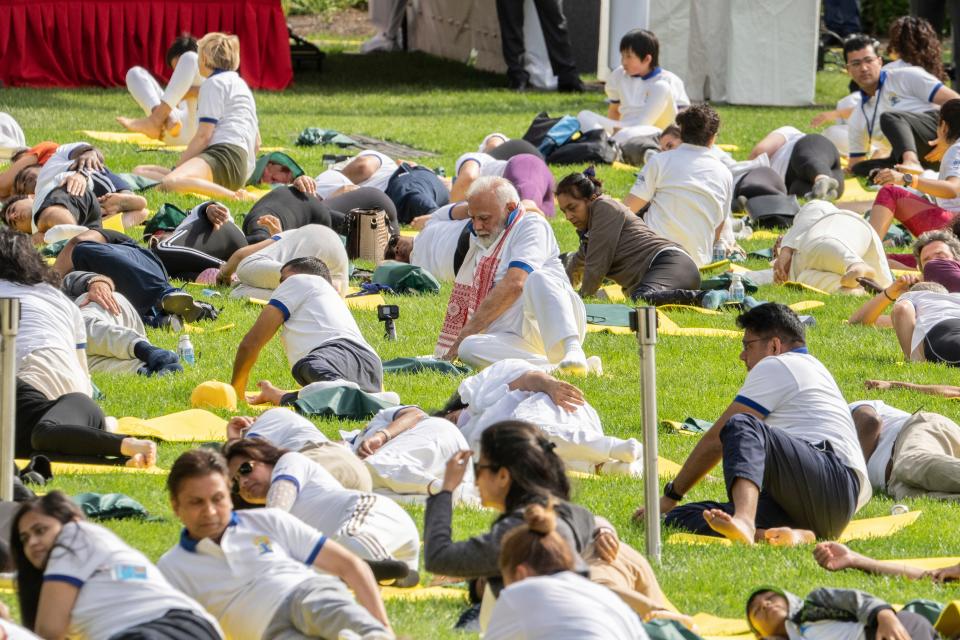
left=635, top=303, right=871, bottom=546
left=746, top=585, right=937, bottom=640
left=814, top=540, right=960, bottom=583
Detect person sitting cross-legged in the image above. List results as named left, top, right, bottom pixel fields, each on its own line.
left=636, top=303, right=871, bottom=545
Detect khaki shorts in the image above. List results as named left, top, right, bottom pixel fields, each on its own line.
left=198, top=142, right=247, bottom=191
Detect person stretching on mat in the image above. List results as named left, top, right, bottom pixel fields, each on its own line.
left=133, top=33, right=259, bottom=201
left=0, top=229, right=156, bottom=467
left=118, top=34, right=203, bottom=143
left=636, top=303, right=871, bottom=546
left=485, top=500, right=648, bottom=640
left=10, top=492, right=223, bottom=640
left=814, top=540, right=960, bottom=582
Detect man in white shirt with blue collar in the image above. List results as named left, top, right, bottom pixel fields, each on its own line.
left=158, top=448, right=393, bottom=640
left=844, top=34, right=959, bottom=175
left=636, top=303, right=871, bottom=546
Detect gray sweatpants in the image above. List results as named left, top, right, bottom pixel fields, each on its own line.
left=888, top=411, right=960, bottom=501
left=78, top=291, right=145, bottom=375
left=262, top=575, right=391, bottom=640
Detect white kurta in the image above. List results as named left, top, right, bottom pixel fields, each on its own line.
left=457, top=360, right=641, bottom=473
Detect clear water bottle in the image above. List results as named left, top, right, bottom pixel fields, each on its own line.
left=728, top=273, right=745, bottom=304
left=177, top=334, right=195, bottom=366
left=712, top=240, right=726, bottom=263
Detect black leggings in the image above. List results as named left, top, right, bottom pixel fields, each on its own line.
left=108, top=609, right=221, bottom=640
left=923, top=317, right=960, bottom=366
left=734, top=167, right=787, bottom=201
left=630, top=249, right=702, bottom=301
left=487, top=138, right=544, bottom=160
left=153, top=213, right=247, bottom=280
left=879, top=109, right=940, bottom=168
left=15, top=380, right=124, bottom=459
left=784, top=134, right=845, bottom=197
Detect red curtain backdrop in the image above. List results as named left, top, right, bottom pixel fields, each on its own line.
left=0, top=0, right=292, bottom=90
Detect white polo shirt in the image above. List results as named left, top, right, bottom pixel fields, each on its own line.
left=197, top=70, right=259, bottom=180
left=849, top=400, right=911, bottom=491
left=158, top=509, right=325, bottom=640
left=897, top=290, right=960, bottom=360
left=606, top=65, right=689, bottom=130
left=272, top=451, right=372, bottom=534
left=245, top=407, right=329, bottom=449
left=0, top=619, right=41, bottom=640
left=411, top=217, right=469, bottom=281
left=454, top=152, right=508, bottom=178
left=45, top=521, right=220, bottom=640
left=239, top=224, right=349, bottom=294
left=630, top=143, right=733, bottom=266
left=268, top=273, right=374, bottom=367
left=485, top=571, right=648, bottom=640
left=848, top=67, right=943, bottom=158
left=735, top=349, right=871, bottom=509
left=937, top=140, right=960, bottom=211
left=313, top=150, right=399, bottom=199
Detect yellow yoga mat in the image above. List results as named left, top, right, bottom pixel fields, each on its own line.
left=693, top=613, right=751, bottom=636
left=892, top=268, right=921, bottom=278
left=15, top=459, right=167, bottom=475
left=717, top=143, right=739, bottom=152
left=380, top=585, right=468, bottom=602
left=566, top=457, right=683, bottom=478
left=789, top=300, right=825, bottom=312
left=102, top=213, right=125, bottom=232
left=837, top=177, right=876, bottom=203
left=700, top=259, right=731, bottom=272
left=728, top=263, right=751, bottom=274
left=117, top=409, right=226, bottom=442
left=783, top=281, right=830, bottom=295
left=891, top=557, right=960, bottom=571
left=183, top=322, right=236, bottom=334
left=81, top=130, right=286, bottom=153
left=346, top=287, right=387, bottom=310
left=612, top=161, right=640, bottom=173
left=598, top=284, right=626, bottom=301
left=399, top=229, right=419, bottom=238
left=586, top=324, right=633, bottom=335
left=668, top=510, right=922, bottom=546
left=751, top=229, right=780, bottom=241
left=658, top=304, right=722, bottom=316
left=662, top=420, right=702, bottom=438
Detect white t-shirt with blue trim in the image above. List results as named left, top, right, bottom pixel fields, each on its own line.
left=735, top=350, right=871, bottom=509
left=45, top=521, right=220, bottom=639
left=197, top=70, right=259, bottom=180
left=245, top=407, right=330, bottom=449
left=605, top=66, right=689, bottom=130
left=158, top=509, right=324, bottom=640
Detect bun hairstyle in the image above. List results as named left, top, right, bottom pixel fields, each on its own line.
left=197, top=32, right=241, bottom=72
left=498, top=498, right=576, bottom=579
left=556, top=166, right=604, bottom=200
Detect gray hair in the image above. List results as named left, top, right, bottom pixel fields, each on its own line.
left=467, top=176, right=520, bottom=210
left=913, top=229, right=960, bottom=262
left=909, top=281, right=948, bottom=293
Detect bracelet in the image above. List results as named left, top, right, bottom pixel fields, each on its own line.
left=883, top=289, right=896, bottom=302
left=88, top=277, right=114, bottom=291
left=381, top=430, right=391, bottom=442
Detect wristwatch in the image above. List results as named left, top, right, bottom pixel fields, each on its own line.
left=663, top=481, right=684, bottom=502
left=902, top=173, right=914, bottom=187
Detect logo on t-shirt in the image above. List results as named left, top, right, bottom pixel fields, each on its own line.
left=113, top=564, right=148, bottom=581
left=254, top=536, right=274, bottom=555
left=889, top=93, right=900, bottom=106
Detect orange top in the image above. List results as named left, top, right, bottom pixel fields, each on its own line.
left=28, top=141, right=58, bottom=165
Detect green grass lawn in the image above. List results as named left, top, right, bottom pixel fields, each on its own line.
left=2, top=51, right=959, bottom=637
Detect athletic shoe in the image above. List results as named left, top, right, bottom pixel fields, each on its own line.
left=557, top=345, right=589, bottom=375
left=454, top=604, right=482, bottom=632
left=810, top=175, right=839, bottom=201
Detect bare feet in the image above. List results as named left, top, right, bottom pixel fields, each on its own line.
left=121, top=209, right=149, bottom=228
left=765, top=527, right=816, bottom=546
left=233, top=188, right=254, bottom=201
left=865, top=379, right=892, bottom=390
left=116, top=115, right=163, bottom=140
left=813, top=541, right=861, bottom=571
left=120, top=438, right=157, bottom=467
left=246, top=380, right=285, bottom=406
left=703, top=509, right=755, bottom=544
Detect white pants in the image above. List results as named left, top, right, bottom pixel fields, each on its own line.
left=791, top=215, right=882, bottom=292
left=576, top=111, right=661, bottom=145
left=235, top=225, right=349, bottom=295
left=125, top=66, right=197, bottom=144
left=335, top=493, right=421, bottom=571
left=78, top=292, right=146, bottom=375
left=363, top=421, right=478, bottom=504
left=458, top=270, right=586, bottom=369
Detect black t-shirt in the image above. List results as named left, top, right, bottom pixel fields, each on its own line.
left=35, top=186, right=102, bottom=229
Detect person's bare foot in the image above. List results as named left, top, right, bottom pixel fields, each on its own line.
left=865, top=379, right=892, bottom=390
left=120, top=438, right=157, bottom=467
left=813, top=541, right=861, bottom=571
left=116, top=115, right=163, bottom=140
left=703, top=509, right=755, bottom=544
left=121, top=209, right=149, bottom=228
left=765, top=527, right=816, bottom=546
left=246, top=380, right=285, bottom=406
left=233, top=188, right=254, bottom=201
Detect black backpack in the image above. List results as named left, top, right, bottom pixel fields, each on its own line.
left=546, top=128, right=619, bottom=165
left=522, top=111, right=562, bottom=147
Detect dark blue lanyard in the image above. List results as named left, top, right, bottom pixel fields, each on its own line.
left=861, top=81, right=885, bottom=141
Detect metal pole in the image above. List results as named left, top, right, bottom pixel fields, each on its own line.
left=634, top=306, right=661, bottom=564
left=0, top=298, right=19, bottom=502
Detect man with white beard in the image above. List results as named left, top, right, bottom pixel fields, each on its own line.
left=436, top=176, right=593, bottom=373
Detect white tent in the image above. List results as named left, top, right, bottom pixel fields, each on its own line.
left=369, top=0, right=822, bottom=106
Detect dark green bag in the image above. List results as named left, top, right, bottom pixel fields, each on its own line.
left=248, top=151, right=306, bottom=185
left=143, top=203, right=187, bottom=242
left=700, top=272, right=759, bottom=294
left=382, top=357, right=470, bottom=375
left=72, top=492, right=151, bottom=520
left=643, top=619, right=705, bottom=640
left=295, top=128, right=359, bottom=148
left=584, top=303, right=634, bottom=327
left=902, top=599, right=945, bottom=625
left=373, top=262, right=441, bottom=294
left=294, top=386, right=396, bottom=420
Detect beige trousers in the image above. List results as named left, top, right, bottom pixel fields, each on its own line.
left=888, top=411, right=960, bottom=501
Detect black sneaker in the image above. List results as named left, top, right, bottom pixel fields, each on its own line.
left=454, top=603, right=481, bottom=632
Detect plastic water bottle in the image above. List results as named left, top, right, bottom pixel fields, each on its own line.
left=200, top=288, right=222, bottom=298
left=728, top=274, right=745, bottom=304
left=712, top=241, right=726, bottom=263
left=891, top=504, right=909, bottom=516
left=177, top=335, right=195, bottom=366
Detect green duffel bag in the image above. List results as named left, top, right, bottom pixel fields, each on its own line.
left=373, top=261, right=441, bottom=294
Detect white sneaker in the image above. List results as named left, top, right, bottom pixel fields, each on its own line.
left=360, top=32, right=400, bottom=54
left=557, top=351, right=589, bottom=375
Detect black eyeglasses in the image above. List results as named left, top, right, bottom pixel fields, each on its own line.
left=235, top=461, right=255, bottom=479
left=474, top=461, right=499, bottom=476
left=387, top=235, right=400, bottom=248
